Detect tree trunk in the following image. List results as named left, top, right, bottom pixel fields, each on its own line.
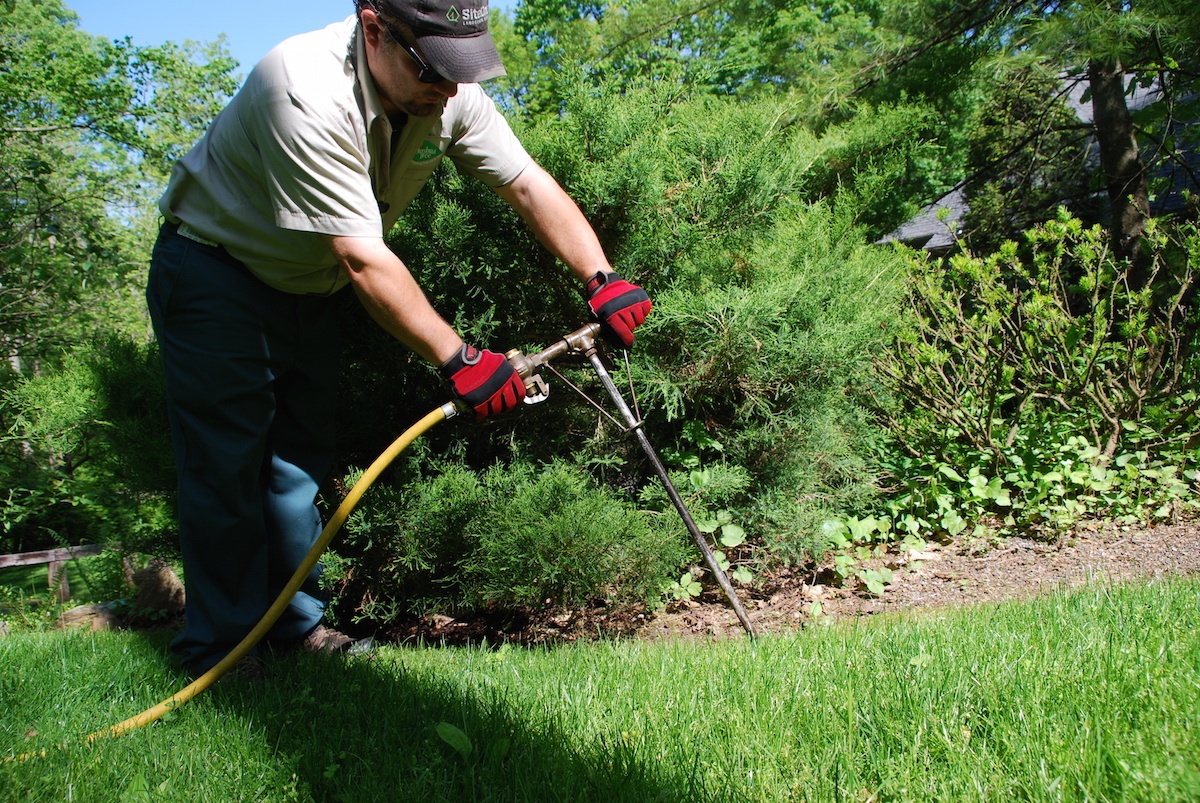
left=1087, top=58, right=1151, bottom=282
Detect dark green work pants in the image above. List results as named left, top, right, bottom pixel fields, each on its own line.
left=147, top=222, right=341, bottom=674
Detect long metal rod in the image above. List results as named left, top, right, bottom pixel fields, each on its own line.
left=585, top=350, right=757, bottom=637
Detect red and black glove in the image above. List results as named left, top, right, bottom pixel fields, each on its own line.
left=586, top=271, right=652, bottom=348
left=439, top=344, right=526, bottom=419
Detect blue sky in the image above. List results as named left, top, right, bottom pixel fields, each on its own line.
left=68, top=0, right=517, bottom=79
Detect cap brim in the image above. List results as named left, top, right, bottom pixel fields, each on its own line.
left=417, top=31, right=506, bottom=84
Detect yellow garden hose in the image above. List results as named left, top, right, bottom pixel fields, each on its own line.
left=86, top=402, right=459, bottom=743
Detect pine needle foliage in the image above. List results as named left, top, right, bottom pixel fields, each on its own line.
left=327, top=460, right=687, bottom=618
left=331, top=77, right=923, bottom=611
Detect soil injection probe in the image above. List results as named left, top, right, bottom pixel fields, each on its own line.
left=505, top=323, right=757, bottom=637
left=9, top=322, right=754, bottom=761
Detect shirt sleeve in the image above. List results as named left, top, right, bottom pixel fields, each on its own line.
left=445, top=85, right=532, bottom=188
left=249, top=85, right=384, bottom=238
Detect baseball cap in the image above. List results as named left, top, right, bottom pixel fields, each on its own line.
left=372, top=0, right=505, bottom=83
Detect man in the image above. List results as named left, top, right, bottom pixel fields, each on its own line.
left=147, top=0, right=651, bottom=677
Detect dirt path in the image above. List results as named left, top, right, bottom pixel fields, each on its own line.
left=385, top=519, right=1200, bottom=645
left=640, top=520, right=1200, bottom=640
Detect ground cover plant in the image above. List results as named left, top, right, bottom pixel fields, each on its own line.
left=3, top=578, right=1197, bottom=801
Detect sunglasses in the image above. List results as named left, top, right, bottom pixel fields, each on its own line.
left=378, top=18, right=447, bottom=84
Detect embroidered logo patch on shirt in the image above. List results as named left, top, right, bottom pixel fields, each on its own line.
left=413, top=141, right=443, bottom=163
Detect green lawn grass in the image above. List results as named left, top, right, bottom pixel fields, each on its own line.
left=2, top=578, right=1198, bottom=801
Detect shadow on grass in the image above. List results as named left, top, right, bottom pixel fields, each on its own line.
left=169, top=636, right=709, bottom=802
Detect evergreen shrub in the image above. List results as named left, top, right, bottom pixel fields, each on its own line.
left=1, top=336, right=175, bottom=557
left=637, top=205, right=906, bottom=563
left=326, top=80, right=916, bottom=616
left=326, top=460, right=687, bottom=620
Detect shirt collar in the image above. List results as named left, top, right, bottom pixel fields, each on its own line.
left=352, top=21, right=392, bottom=143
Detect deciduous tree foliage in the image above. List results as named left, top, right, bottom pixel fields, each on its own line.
left=861, top=0, right=1199, bottom=262
left=0, top=0, right=236, bottom=377
left=496, top=0, right=1198, bottom=258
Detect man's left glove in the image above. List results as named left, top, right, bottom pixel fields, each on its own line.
left=586, top=271, right=652, bottom=348
left=439, top=344, right=526, bottom=419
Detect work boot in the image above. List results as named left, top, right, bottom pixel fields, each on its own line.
left=301, top=625, right=375, bottom=655
left=206, top=654, right=269, bottom=685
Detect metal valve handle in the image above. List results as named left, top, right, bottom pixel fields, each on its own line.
left=505, top=323, right=602, bottom=404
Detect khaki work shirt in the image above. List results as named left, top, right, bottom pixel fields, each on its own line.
left=158, top=16, right=531, bottom=295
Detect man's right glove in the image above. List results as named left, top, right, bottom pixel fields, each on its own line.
left=586, top=271, right=652, bottom=348
left=439, top=344, right=526, bottom=419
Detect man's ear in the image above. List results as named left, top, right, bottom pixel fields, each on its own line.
left=359, top=8, right=388, bottom=50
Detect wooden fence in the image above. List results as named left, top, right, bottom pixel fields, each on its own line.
left=0, top=544, right=103, bottom=602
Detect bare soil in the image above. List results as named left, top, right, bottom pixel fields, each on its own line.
left=382, top=519, right=1200, bottom=646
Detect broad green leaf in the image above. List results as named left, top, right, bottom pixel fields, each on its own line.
left=719, top=523, right=746, bottom=547
left=821, top=519, right=850, bottom=537
left=939, top=465, right=965, bottom=482
left=713, top=549, right=730, bottom=571
left=941, top=510, right=967, bottom=536
left=847, top=517, right=876, bottom=541
left=436, top=722, right=473, bottom=759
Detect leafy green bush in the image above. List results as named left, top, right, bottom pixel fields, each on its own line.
left=456, top=462, right=689, bottom=610
left=882, top=211, right=1196, bottom=461
left=1, top=336, right=175, bottom=557
left=0, top=584, right=60, bottom=632
left=863, top=212, right=1199, bottom=540
left=326, top=460, right=688, bottom=622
